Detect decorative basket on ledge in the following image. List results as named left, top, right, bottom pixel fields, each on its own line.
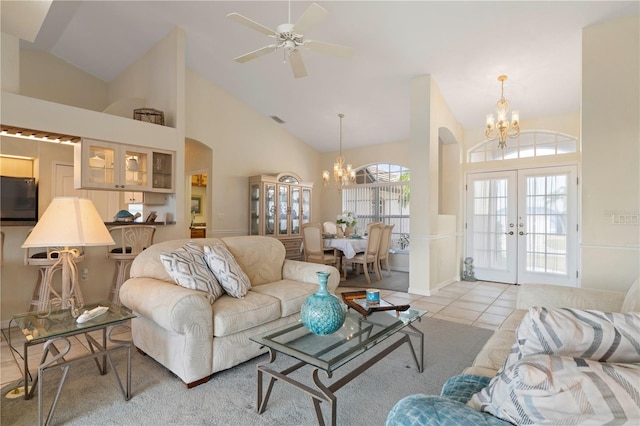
left=133, top=108, right=164, bottom=126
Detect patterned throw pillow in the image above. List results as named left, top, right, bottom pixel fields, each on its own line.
left=160, top=242, right=224, bottom=303
left=469, top=354, right=640, bottom=425
left=515, top=308, right=640, bottom=365
left=203, top=244, right=251, bottom=298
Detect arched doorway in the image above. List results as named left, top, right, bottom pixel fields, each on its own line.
left=185, top=138, right=212, bottom=237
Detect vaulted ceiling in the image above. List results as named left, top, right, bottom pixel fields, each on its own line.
left=12, top=1, right=640, bottom=151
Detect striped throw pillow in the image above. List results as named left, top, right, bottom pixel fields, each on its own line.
left=516, top=308, right=640, bottom=364
left=469, top=354, right=640, bottom=425
left=160, top=242, right=224, bottom=303
left=203, top=244, right=251, bottom=298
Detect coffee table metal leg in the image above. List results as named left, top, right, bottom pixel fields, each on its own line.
left=257, top=349, right=277, bottom=414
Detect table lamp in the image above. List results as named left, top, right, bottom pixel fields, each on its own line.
left=22, top=197, right=115, bottom=310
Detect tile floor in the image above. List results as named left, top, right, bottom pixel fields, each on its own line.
left=1, top=280, right=518, bottom=392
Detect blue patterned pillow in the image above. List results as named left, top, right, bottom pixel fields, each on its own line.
left=469, top=354, right=640, bottom=425
left=203, top=244, right=251, bottom=298
left=160, top=242, right=224, bottom=303
left=441, top=374, right=491, bottom=404
left=386, top=394, right=510, bottom=426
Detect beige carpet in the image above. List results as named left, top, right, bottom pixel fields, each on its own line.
left=2, top=317, right=492, bottom=425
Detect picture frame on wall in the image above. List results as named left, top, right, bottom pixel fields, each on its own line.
left=191, top=196, right=202, bottom=214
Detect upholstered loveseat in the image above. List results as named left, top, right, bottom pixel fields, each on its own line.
left=386, top=281, right=640, bottom=425
left=120, top=236, right=339, bottom=388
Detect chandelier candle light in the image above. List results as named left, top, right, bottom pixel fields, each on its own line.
left=323, top=113, right=355, bottom=191
left=485, top=75, right=520, bottom=149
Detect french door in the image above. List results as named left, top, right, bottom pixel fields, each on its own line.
left=465, top=166, right=578, bottom=286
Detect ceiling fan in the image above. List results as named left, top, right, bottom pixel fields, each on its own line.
left=227, top=2, right=354, bottom=78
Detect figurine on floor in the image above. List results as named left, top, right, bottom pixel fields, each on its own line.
left=462, top=257, right=476, bottom=281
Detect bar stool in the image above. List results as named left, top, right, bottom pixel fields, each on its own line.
left=107, top=225, right=156, bottom=305
left=24, top=229, right=86, bottom=312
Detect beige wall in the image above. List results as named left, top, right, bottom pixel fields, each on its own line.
left=581, top=14, right=639, bottom=291
left=20, top=50, right=110, bottom=112
left=184, top=69, right=322, bottom=236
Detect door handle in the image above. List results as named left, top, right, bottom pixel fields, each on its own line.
left=504, top=231, right=514, bottom=235
left=519, top=231, right=528, bottom=235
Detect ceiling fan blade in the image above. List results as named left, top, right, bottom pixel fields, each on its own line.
left=233, top=45, right=279, bottom=63
left=292, top=3, right=328, bottom=35
left=227, top=13, right=276, bottom=37
left=289, top=49, right=307, bottom=79
left=304, top=40, right=354, bottom=58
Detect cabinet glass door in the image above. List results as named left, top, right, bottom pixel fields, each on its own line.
left=278, top=185, right=289, bottom=235
left=152, top=152, right=173, bottom=191
left=124, top=149, right=148, bottom=188
left=88, top=144, right=116, bottom=187
left=265, top=184, right=275, bottom=235
left=302, top=188, right=311, bottom=225
left=250, top=183, right=260, bottom=235
left=291, top=187, right=300, bottom=235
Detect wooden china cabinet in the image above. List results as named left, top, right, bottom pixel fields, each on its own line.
left=249, top=172, right=312, bottom=260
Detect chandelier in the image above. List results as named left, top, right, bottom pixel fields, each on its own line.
left=322, top=113, right=355, bottom=190
left=485, top=75, right=520, bottom=149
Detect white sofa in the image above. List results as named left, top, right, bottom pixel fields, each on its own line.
left=120, top=236, right=340, bottom=388
left=464, top=280, right=640, bottom=378
left=386, top=280, right=640, bottom=425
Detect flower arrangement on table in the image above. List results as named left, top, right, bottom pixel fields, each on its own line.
left=336, top=211, right=357, bottom=227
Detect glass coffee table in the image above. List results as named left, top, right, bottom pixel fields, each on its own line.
left=12, top=301, right=134, bottom=426
left=250, top=307, right=427, bottom=426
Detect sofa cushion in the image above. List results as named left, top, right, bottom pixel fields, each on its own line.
left=621, top=279, right=640, bottom=312
left=211, top=291, right=281, bottom=337
left=469, top=354, right=640, bottom=425
left=515, top=308, right=640, bottom=365
left=386, top=395, right=510, bottom=426
left=204, top=244, right=251, bottom=298
left=250, top=279, right=318, bottom=317
left=221, top=236, right=285, bottom=286
left=160, top=242, right=224, bottom=303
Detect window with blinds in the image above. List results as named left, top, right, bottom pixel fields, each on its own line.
left=341, top=164, right=410, bottom=250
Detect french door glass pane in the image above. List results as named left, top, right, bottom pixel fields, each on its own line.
left=471, top=179, right=509, bottom=270
left=524, top=174, right=568, bottom=275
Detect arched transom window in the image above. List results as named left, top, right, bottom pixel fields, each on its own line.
left=468, top=130, right=578, bottom=163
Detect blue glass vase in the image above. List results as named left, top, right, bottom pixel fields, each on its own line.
left=301, top=271, right=346, bottom=335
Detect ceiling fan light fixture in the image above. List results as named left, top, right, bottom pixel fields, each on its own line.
left=227, top=2, right=353, bottom=78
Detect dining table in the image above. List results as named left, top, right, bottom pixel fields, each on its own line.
left=323, top=236, right=368, bottom=259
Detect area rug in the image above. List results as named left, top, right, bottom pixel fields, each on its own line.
left=1, top=317, right=493, bottom=425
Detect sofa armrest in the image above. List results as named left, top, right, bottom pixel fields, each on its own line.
left=516, top=284, right=625, bottom=312
left=120, top=277, right=213, bottom=334
left=282, top=260, right=340, bottom=292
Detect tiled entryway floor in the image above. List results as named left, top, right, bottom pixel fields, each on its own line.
left=336, top=279, right=519, bottom=331
left=1, top=280, right=518, bottom=391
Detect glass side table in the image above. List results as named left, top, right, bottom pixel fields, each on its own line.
left=12, top=301, right=135, bottom=426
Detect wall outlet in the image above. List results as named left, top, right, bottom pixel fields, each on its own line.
left=81, top=268, right=89, bottom=281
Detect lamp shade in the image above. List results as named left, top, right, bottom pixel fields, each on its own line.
left=22, top=197, right=115, bottom=248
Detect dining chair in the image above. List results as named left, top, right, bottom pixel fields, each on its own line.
left=323, top=221, right=337, bottom=235
left=106, top=224, right=156, bottom=305
left=302, top=223, right=340, bottom=269
left=377, top=224, right=395, bottom=276
left=343, top=223, right=384, bottom=284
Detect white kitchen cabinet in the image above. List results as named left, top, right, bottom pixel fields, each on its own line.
left=75, top=138, right=174, bottom=193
